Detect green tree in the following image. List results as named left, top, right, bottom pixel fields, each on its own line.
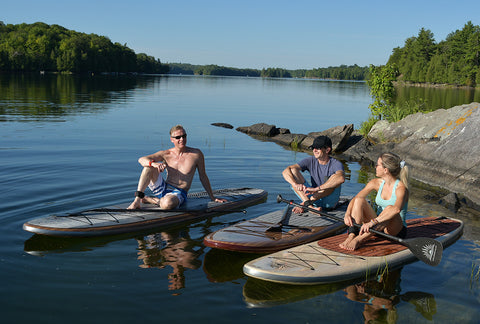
left=366, top=64, right=398, bottom=119
left=0, top=21, right=165, bottom=73
left=388, top=22, right=480, bottom=86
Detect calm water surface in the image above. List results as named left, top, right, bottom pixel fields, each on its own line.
left=1, top=74, right=479, bottom=323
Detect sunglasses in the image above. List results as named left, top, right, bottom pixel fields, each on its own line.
left=171, top=134, right=187, bottom=140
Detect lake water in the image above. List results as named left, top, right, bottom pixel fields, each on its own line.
left=1, top=74, right=479, bottom=323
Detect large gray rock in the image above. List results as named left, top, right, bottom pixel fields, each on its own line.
left=345, top=102, right=480, bottom=208
left=236, top=123, right=354, bottom=153
left=270, top=133, right=307, bottom=148
left=304, top=124, right=354, bottom=152
left=234, top=103, right=480, bottom=210
left=236, top=123, right=279, bottom=137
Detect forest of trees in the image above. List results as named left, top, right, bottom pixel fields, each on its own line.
left=0, top=22, right=168, bottom=74
left=0, top=21, right=368, bottom=80
left=0, top=21, right=365, bottom=80
left=387, top=21, right=480, bottom=86
left=293, top=64, right=368, bottom=80
left=168, top=63, right=368, bottom=80
left=3, top=21, right=479, bottom=85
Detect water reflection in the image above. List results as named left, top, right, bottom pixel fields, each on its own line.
left=394, top=84, right=480, bottom=111
left=24, top=228, right=205, bottom=291
left=23, top=233, right=127, bottom=256
left=0, top=73, right=142, bottom=121
left=344, top=269, right=436, bottom=322
left=203, top=248, right=260, bottom=283
left=243, top=267, right=436, bottom=322
left=243, top=277, right=354, bottom=308
left=136, top=230, right=204, bottom=291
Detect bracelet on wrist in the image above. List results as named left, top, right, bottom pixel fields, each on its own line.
left=149, top=160, right=153, bottom=167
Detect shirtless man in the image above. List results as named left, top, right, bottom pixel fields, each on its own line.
left=128, top=125, right=227, bottom=210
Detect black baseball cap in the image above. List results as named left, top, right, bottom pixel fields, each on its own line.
left=308, top=135, right=332, bottom=150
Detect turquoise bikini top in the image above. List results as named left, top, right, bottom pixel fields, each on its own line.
left=375, top=179, right=408, bottom=225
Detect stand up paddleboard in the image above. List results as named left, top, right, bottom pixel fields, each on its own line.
left=23, top=188, right=267, bottom=237
left=243, top=216, right=463, bottom=285
left=203, top=197, right=350, bottom=253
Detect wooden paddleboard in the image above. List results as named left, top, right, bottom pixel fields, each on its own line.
left=23, top=188, right=267, bottom=237
left=243, top=216, right=463, bottom=285
left=203, top=197, right=350, bottom=253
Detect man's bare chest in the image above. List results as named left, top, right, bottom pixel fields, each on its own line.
left=166, top=154, right=197, bottom=174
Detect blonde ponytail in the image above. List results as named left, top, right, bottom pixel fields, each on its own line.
left=399, top=164, right=409, bottom=191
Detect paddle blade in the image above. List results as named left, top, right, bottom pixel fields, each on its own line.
left=404, top=237, right=443, bottom=266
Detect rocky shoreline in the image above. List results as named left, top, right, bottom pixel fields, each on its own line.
left=213, top=102, right=480, bottom=214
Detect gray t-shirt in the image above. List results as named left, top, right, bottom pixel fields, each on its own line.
left=297, top=156, right=344, bottom=187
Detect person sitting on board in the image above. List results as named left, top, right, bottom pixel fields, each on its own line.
left=282, top=135, right=345, bottom=213
left=128, top=125, right=227, bottom=210
left=339, top=152, right=409, bottom=251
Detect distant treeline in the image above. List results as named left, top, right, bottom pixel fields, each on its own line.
left=168, top=63, right=369, bottom=80
left=168, top=63, right=261, bottom=77
left=5, top=20, right=479, bottom=86
left=0, top=22, right=168, bottom=73
left=0, top=21, right=367, bottom=80
left=388, top=21, right=480, bottom=86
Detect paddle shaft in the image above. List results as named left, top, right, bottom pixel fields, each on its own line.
left=277, top=195, right=402, bottom=244
left=277, top=194, right=443, bottom=266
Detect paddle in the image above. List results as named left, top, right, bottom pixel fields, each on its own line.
left=265, top=204, right=313, bottom=233
left=265, top=205, right=292, bottom=232
left=276, top=195, right=443, bottom=266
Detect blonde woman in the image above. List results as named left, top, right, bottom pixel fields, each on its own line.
left=340, top=152, right=409, bottom=251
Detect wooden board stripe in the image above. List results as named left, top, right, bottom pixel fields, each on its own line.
left=317, top=216, right=461, bottom=257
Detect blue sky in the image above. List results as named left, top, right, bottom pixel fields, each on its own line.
left=3, top=0, right=479, bottom=69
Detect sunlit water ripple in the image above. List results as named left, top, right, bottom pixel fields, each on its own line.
left=1, top=74, right=479, bottom=323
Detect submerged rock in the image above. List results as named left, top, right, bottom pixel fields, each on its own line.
left=211, top=122, right=234, bottom=129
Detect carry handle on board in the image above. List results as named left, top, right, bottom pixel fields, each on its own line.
left=276, top=195, right=443, bottom=266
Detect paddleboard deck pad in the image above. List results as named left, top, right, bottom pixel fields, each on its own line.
left=203, top=197, right=350, bottom=253
left=23, top=188, right=267, bottom=237
left=243, top=216, right=463, bottom=285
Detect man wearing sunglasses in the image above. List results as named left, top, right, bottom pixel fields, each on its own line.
left=128, top=125, right=227, bottom=210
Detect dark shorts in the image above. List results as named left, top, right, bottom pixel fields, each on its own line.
left=396, top=226, right=407, bottom=239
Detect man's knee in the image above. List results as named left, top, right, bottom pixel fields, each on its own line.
left=142, top=166, right=158, bottom=176
left=159, top=195, right=179, bottom=209
left=141, top=166, right=160, bottom=184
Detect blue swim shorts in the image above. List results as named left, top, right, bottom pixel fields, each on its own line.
left=148, top=176, right=188, bottom=207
